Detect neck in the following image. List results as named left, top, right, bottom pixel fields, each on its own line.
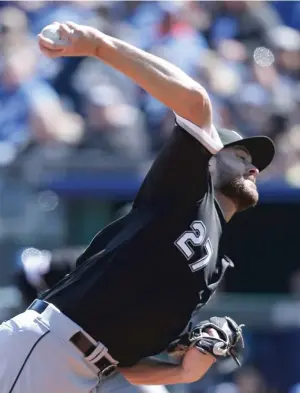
left=215, top=191, right=237, bottom=222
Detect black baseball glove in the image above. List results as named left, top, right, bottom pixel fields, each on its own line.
left=168, top=316, right=245, bottom=366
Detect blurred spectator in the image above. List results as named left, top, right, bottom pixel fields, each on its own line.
left=14, top=246, right=83, bottom=307
left=0, top=41, right=84, bottom=152
left=81, top=84, right=149, bottom=161
left=208, top=365, right=276, bottom=393
left=144, top=5, right=208, bottom=147
left=209, top=1, right=281, bottom=53
left=0, top=0, right=294, bottom=174
left=271, top=1, right=300, bottom=30
left=0, top=5, right=31, bottom=50
left=267, top=25, right=300, bottom=77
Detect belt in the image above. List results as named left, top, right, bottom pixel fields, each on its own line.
left=28, top=299, right=117, bottom=378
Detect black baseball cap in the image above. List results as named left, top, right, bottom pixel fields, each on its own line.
left=217, top=128, right=275, bottom=172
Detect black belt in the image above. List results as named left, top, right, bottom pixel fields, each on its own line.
left=28, top=299, right=117, bottom=377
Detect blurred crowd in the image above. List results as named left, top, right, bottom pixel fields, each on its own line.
left=0, top=1, right=299, bottom=181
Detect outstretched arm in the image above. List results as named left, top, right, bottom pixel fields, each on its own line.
left=38, top=23, right=213, bottom=131
left=118, top=347, right=215, bottom=385
left=93, top=34, right=212, bottom=129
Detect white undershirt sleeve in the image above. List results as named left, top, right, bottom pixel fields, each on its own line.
left=175, top=113, right=223, bottom=155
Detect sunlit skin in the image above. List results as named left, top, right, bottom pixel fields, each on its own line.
left=211, top=146, right=260, bottom=219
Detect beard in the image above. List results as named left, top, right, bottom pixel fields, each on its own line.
left=218, top=177, right=259, bottom=212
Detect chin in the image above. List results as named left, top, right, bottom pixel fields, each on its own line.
left=220, top=179, right=259, bottom=212
left=236, top=188, right=259, bottom=212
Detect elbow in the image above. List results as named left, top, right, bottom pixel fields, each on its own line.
left=180, top=87, right=212, bottom=129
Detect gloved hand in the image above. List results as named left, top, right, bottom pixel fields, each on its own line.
left=168, top=316, right=245, bottom=366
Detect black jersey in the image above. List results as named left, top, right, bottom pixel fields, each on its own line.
left=43, top=115, right=233, bottom=367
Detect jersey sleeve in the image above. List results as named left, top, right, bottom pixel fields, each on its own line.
left=133, top=114, right=223, bottom=207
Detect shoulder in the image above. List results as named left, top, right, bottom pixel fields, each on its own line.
left=174, top=113, right=223, bottom=155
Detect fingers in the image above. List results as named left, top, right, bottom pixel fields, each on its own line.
left=38, top=23, right=70, bottom=56
left=39, top=44, right=65, bottom=58
left=65, top=21, right=79, bottom=30
left=207, top=328, right=220, bottom=339
left=38, top=22, right=72, bottom=49
left=38, top=34, right=68, bottom=52
left=201, top=328, right=220, bottom=340
left=38, top=34, right=56, bottom=48
left=38, top=40, right=65, bottom=57
left=64, top=21, right=82, bottom=43
left=59, top=23, right=73, bottom=42
left=38, top=21, right=82, bottom=58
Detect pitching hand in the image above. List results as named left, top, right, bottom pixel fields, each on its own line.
left=38, top=22, right=102, bottom=58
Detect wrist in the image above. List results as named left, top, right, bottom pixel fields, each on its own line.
left=93, top=30, right=110, bottom=59
left=181, top=348, right=216, bottom=383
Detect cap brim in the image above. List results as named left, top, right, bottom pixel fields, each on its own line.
left=224, top=136, right=275, bottom=172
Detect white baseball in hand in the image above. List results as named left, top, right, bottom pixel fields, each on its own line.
left=40, top=24, right=68, bottom=45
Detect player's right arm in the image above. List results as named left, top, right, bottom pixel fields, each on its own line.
left=38, top=23, right=223, bottom=203
left=38, top=22, right=211, bottom=130
left=118, top=347, right=215, bottom=385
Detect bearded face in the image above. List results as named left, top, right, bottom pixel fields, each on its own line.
left=211, top=146, right=259, bottom=212
left=218, top=176, right=259, bottom=212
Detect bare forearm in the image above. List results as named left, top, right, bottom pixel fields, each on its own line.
left=119, top=359, right=184, bottom=385
left=94, top=32, right=211, bottom=127
left=119, top=350, right=214, bottom=385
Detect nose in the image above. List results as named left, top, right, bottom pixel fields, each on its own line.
left=248, top=165, right=259, bottom=177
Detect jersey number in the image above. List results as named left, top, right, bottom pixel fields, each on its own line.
left=175, top=221, right=213, bottom=272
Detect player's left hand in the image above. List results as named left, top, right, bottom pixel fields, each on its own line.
left=38, top=22, right=102, bottom=58
left=168, top=316, right=245, bottom=366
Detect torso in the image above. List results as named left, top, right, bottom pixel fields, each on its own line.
left=43, top=122, right=233, bottom=366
